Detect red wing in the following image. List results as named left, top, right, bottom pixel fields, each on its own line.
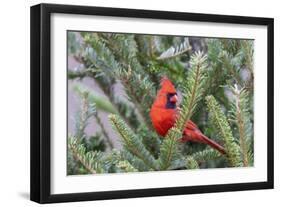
left=183, top=120, right=203, bottom=142
left=182, top=121, right=226, bottom=154
left=185, top=120, right=199, bottom=131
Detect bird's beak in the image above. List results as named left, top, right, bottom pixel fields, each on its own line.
left=170, top=94, right=178, bottom=103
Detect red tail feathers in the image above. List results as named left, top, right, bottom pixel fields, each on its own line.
left=182, top=132, right=226, bottom=154
left=197, top=134, right=226, bottom=154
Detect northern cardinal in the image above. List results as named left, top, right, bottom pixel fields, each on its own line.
left=150, top=77, right=226, bottom=154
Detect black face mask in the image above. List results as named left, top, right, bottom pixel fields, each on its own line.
left=166, top=93, right=177, bottom=109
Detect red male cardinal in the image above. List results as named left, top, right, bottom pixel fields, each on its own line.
left=150, top=77, right=226, bottom=154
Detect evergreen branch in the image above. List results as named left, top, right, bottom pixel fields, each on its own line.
left=205, top=39, right=243, bottom=99
left=68, top=137, right=105, bottom=174
left=241, top=40, right=254, bottom=91
left=73, top=81, right=142, bottom=153
left=176, top=51, right=207, bottom=131
left=84, top=34, right=156, bottom=129
left=83, top=33, right=122, bottom=76
left=103, top=148, right=139, bottom=173
left=120, top=66, right=155, bottom=129
left=148, top=35, right=156, bottom=57
left=191, top=148, right=222, bottom=163
left=73, top=69, right=138, bottom=131
left=158, top=52, right=207, bottom=170
left=116, top=160, right=138, bottom=172
left=220, top=51, right=243, bottom=85
left=204, top=39, right=228, bottom=96
left=113, top=97, right=140, bottom=130
left=121, top=150, right=150, bottom=171
left=100, top=33, right=143, bottom=72
left=109, top=114, right=158, bottom=170
left=157, top=38, right=192, bottom=60
left=73, top=84, right=118, bottom=114
left=138, top=125, right=162, bottom=158
left=68, top=70, right=89, bottom=79
left=241, top=40, right=254, bottom=79
left=186, top=149, right=222, bottom=169
left=77, top=92, right=88, bottom=138
left=186, top=156, right=199, bottom=169
left=95, top=112, right=114, bottom=150
left=73, top=82, right=115, bottom=150
left=229, top=85, right=253, bottom=166
left=247, top=151, right=254, bottom=166
left=158, top=128, right=182, bottom=170
left=205, top=95, right=242, bottom=167
left=74, top=89, right=96, bottom=139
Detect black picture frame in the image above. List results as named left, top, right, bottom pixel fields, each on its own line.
left=30, top=3, right=274, bottom=204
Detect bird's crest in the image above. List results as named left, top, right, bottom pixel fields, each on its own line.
left=160, top=76, right=176, bottom=93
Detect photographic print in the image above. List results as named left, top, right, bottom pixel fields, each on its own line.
left=67, top=31, right=254, bottom=175
left=31, top=4, right=273, bottom=203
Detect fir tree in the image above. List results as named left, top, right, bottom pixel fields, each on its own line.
left=67, top=32, right=254, bottom=174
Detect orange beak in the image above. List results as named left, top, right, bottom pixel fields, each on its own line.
left=170, top=94, right=178, bottom=103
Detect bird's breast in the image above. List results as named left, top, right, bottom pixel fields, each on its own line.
left=150, top=107, right=177, bottom=136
